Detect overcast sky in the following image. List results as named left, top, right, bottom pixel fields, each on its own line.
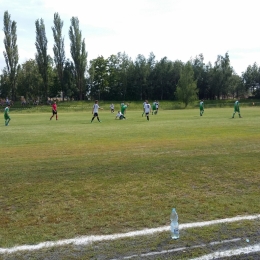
left=0, top=0, right=259, bottom=75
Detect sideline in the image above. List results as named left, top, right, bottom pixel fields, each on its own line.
left=111, top=238, right=241, bottom=259
left=0, top=214, right=259, bottom=255
left=191, top=243, right=260, bottom=260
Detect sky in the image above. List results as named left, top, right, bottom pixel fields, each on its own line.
left=0, top=0, right=260, bottom=75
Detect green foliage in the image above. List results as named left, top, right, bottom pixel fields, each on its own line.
left=16, top=59, right=43, bottom=100
left=176, top=61, right=198, bottom=107
left=35, top=18, right=49, bottom=100
left=3, top=11, right=19, bottom=100
left=69, top=17, right=87, bottom=100
left=52, top=13, right=66, bottom=100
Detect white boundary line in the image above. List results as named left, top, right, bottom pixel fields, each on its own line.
left=0, top=214, right=259, bottom=255
left=191, top=243, right=260, bottom=260
left=112, top=238, right=242, bottom=259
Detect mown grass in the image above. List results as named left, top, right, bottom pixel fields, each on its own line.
left=0, top=106, right=260, bottom=254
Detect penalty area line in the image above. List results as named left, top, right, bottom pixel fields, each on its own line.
left=0, top=214, right=259, bottom=255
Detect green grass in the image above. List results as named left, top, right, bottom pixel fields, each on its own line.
left=0, top=106, right=260, bottom=257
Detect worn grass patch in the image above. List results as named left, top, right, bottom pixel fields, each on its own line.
left=0, top=107, right=259, bottom=255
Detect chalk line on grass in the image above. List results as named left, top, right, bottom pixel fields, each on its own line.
left=0, top=214, right=259, bottom=255
left=112, top=238, right=241, bottom=259
left=191, top=243, right=260, bottom=260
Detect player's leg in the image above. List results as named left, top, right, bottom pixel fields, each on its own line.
left=146, top=113, right=149, bottom=121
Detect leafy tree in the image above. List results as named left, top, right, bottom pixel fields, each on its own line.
left=52, top=12, right=65, bottom=100
left=152, top=57, right=181, bottom=100
left=63, top=59, right=77, bottom=100
left=210, top=53, right=233, bottom=99
left=35, top=18, right=49, bottom=101
left=69, top=17, right=87, bottom=100
left=3, top=11, right=19, bottom=100
left=134, top=54, right=149, bottom=100
left=106, top=54, right=120, bottom=100
left=176, top=61, right=198, bottom=107
left=117, top=52, right=131, bottom=101
left=16, top=59, right=43, bottom=101
left=88, top=56, right=108, bottom=100
left=242, top=63, right=260, bottom=95
left=0, top=69, right=10, bottom=98
left=228, top=74, right=245, bottom=98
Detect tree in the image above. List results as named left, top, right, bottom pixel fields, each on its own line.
left=35, top=18, right=49, bottom=101
left=3, top=11, right=19, bottom=101
left=88, top=56, right=108, bottom=100
left=16, top=59, right=43, bottom=101
left=69, top=17, right=87, bottom=100
left=210, top=52, right=233, bottom=99
left=63, top=59, right=77, bottom=100
left=242, top=63, right=260, bottom=95
left=52, top=12, right=65, bottom=100
left=176, top=61, right=198, bottom=107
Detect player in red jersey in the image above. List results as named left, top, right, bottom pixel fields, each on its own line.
left=50, top=101, right=58, bottom=120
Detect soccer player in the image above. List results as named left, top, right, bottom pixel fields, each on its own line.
left=115, top=111, right=125, bottom=120
left=199, top=99, right=204, bottom=116
left=121, top=103, right=128, bottom=117
left=232, top=99, right=242, bottom=118
left=50, top=101, right=58, bottom=120
left=144, top=100, right=151, bottom=121
left=110, top=103, right=115, bottom=113
left=4, top=104, right=11, bottom=126
left=155, top=100, right=159, bottom=115
left=142, top=101, right=146, bottom=117
left=91, top=100, right=102, bottom=123
left=152, top=101, right=157, bottom=115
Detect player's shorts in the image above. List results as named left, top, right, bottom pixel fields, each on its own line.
left=93, top=112, right=98, bottom=117
left=200, top=107, right=204, bottom=111
left=145, top=112, right=149, bottom=116
left=4, top=114, right=10, bottom=120
left=52, top=110, right=57, bottom=115
left=234, top=107, right=240, bottom=112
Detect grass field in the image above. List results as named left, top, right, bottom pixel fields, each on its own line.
left=0, top=105, right=260, bottom=259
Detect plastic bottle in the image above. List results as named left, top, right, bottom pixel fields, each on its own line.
left=170, top=208, right=179, bottom=239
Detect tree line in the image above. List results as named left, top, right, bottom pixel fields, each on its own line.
left=1, top=11, right=260, bottom=106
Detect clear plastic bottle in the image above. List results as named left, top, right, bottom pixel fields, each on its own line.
left=170, top=208, right=179, bottom=239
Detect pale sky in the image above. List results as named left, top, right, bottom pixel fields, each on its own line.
left=0, top=0, right=260, bottom=75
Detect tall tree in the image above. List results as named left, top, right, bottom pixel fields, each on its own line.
left=16, top=59, right=43, bottom=101
left=176, top=61, right=198, bottom=107
left=88, top=56, right=108, bottom=100
left=69, top=17, right=87, bottom=100
left=35, top=18, right=49, bottom=100
left=3, top=11, right=19, bottom=101
left=52, top=12, right=65, bottom=101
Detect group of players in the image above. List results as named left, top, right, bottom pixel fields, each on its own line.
left=3, top=99, right=242, bottom=126
left=199, top=99, right=242, bottom=118
left=89, top=100, right=160, bottom=123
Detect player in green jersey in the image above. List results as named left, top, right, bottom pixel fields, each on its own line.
left=152, top=101, right=157, bottom=115
left=121, top=103, right=129, bottom=117
left=232, top=100, right=242, bottom=118
left=4, top=104, right=11, bottom=126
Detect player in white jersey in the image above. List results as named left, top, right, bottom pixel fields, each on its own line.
left=110, top=103, right=114, bottom=113
left=144, top=100, right=151, bottom=121
left=91, top=100, right=102, bottom=123
left=199, top=99, right=204, bottom=116
left=141, top=101, right=146, bottom=117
